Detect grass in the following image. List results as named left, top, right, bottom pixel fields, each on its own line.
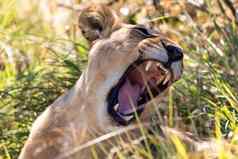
left=0, top=0, right=238, bottom=158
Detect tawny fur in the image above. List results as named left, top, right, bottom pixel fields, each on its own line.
left=18, top=4, right=233, bottom=159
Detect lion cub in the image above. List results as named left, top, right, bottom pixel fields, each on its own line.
left=78, top=4, right=121, bottom=43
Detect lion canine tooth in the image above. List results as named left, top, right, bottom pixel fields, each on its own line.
left=114, top=104, right=119, bottom=111
left=156, top=63, right=161, bottom=67
left=163, top=73, right=171, bottom=85
left=122, top=114, right=134, bottom=121
left=161, top=65, right=167, bottom=72
left=145, top=61, right=153, bottom=71
left=157, top=63, right=167, bottom=72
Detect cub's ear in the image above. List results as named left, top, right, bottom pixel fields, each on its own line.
left=78, top=4, right=121, bottom=43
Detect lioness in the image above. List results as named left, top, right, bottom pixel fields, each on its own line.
left=18, top=4, right=183, bottom=159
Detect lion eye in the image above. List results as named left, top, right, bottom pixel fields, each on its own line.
left=81, top=29, right=86, bottom=34
left=88, top=17, right=103, bottom=32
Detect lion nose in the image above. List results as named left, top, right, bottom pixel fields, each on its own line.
left=166, top=45, right=183, bottom=62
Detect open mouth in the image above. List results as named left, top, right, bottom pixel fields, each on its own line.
left=107, top=59, right=173, bottom=126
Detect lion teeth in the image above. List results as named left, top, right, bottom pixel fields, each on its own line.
left=145, top=61, right=153, bottom=71
left=163, top=73, right=171, bottom=85
left=114, top=104, right=119, bottom=111
left=160, top=65, right=167, bottom=72
left=122, top=115, right=134, bottom=121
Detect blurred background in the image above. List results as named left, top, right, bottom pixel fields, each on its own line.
left=0, top=0, right=238, bottom=158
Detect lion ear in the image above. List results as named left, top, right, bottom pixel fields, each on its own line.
left=77, top=4, right=120, bottom=43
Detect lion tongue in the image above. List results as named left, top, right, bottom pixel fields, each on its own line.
left=118, top=79, right=142, bottom=115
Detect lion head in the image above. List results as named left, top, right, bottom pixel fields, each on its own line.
left=78, top=4, right=183, bottom=127
left=18, top=4, right=184, bottom=159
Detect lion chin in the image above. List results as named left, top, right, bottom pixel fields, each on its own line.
left=17, top=4, right=192, bottom=159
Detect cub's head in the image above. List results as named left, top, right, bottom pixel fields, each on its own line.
left=78, top=4, right=183, bottom=127
left=78, top=4, right=120, bottom=43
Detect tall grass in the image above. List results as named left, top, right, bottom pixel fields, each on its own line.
left=0, top=0, right=87, bottom=158
left=0, top=0, right=238, bottom=158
